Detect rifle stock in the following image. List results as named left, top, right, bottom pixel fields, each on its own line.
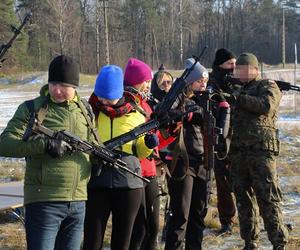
left=32, top=123, right=149, bottom=183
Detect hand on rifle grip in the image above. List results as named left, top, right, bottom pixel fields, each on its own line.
left=45, top=138, right=72, bottom=158
left=150, top=111, right=164, bottom=121
left=211, top=93, right=226, bottom=103
left=167, top=109, right=184, bottom=123
left=144, top=133, right=159, bottom=149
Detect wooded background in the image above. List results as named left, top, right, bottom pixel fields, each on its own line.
left=0, top=0, right=299, bottom=73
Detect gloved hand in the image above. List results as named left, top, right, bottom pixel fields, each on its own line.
left=167, top=109, right=185, bottom=123
left=212, top=93, right=226, bottom=103
left=144, top=133, right=159, bottom=149
left=150, top=110, right=165, bottom=121
left=222, top=92, right=238, bottom=104
left=45, top=138, right=72, bottom=158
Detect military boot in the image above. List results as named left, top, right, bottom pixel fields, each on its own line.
left=242, top=242, right=259, bottom=250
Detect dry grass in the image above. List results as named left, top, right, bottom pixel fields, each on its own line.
left=0, top=161, right=25, bottom=182
left=0, top=211, right=26, bottom=250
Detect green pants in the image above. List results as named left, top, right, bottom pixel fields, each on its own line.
left=230, top=149, right=288, bottom=246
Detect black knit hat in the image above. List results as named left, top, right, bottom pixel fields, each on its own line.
left=213, top=48, right=236, bottom=66
left=48, top=55, right=79, bottom=87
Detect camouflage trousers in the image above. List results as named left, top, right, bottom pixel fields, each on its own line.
left=230, top=148, right=288, bottom=246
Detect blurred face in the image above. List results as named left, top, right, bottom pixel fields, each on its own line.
left=48, top=83, right=76, bottom=103
left=97, top=97, right=119, bottom=106
left=191, top=77, right=208, bottom=92
left=158, top=73, right=173, bottom=93
left=134, top=80, right=151, bottom=94
left=234, top=65, right=259, bottom=83
left=219, top=58, right=236, bottom=71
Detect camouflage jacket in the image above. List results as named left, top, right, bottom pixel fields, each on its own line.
left=231, top=77, right=282, bottom=153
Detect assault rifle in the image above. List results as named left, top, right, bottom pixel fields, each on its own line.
left=105, top=105, right=199, bottom=150
left=276, top=80, right=300, bottom=92
left=32, top=123, right=149, bottom=183
left=224, top=75, right=300, bottom=92
left=154, top=46, right=208, bottom=113
left=0, top=13, right=32, bottom=66
left=193, top=91, right=221, bottom=208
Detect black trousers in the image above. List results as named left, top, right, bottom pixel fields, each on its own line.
left=83, top=188, right=142, bottom=250
left=129, top=177, right=160, bottom=250
left=165, top=174, right=208, bottom=250
left=214, top=157, right=236, bottom=226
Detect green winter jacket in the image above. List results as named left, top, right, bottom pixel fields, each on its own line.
left=0, top=85, right=93, bottom=204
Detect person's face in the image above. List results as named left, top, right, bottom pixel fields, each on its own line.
left=191, top=77, right=208, bottom=92
left=234, top=65, right=259, bottom=83
left=158, top=73, right=173, bottom=93
left=48, top=83, right=76, bottom=103
left=219, top=58, right=236, bottom=70
left=97, top=97, right=119, bottom=106
left=134, top=80, right=151, bottom=94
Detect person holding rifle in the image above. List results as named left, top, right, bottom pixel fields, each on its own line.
left=83, top=65, right=159, bottom=250
left=229, top=53, right=288, bottom=250
left=207, top=48, right=237, bottom=234
left=0, top=55, right=95, bottom=250
left=163, top=58, right=210, bottom=250
left=122, top=58, right=169, bottom=250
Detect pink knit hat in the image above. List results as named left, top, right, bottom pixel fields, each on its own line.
left=124, top=58, right=152, bottom=86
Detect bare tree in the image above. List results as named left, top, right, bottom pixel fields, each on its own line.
left=46, top=0, right=81, bottom=55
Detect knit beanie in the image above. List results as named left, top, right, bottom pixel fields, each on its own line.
left=94, top=65, right=124, bottom=100
left=48, top=55, right=79, bottom=87
left=185, top=58, right=209, bottom=85
left=124, top=58, right=152, bottom=86
left=213, top=48, right=236, bottom=66
left=236, top=53, right=259, bottom=68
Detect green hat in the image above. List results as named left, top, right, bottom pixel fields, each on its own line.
left=236, top=53, right=259, bottom=68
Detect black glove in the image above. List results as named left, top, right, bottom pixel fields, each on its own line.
left=150, top=111, right=165, bottom=121
left=144, top=133, right=159, bottom=149
left=45, top=138, right=72, bottom=158
left=212, top=93, right=226, bottom=103
left=167, top=109, right=184, bottom=123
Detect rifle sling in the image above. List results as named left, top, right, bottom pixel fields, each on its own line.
left=23, top=98, right=48, bottom=141
left=77, top=98, right=102, bottom=145
left=168, top=126, right=189, bottom=181
left=168, top=98, right=189, bottom=180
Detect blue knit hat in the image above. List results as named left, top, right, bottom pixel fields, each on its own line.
left=94, top=65, right=124, bottom=100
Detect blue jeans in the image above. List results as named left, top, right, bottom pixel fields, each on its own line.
left=25, top=201, right=85, bottom=250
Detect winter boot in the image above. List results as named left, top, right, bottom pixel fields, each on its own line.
left=242, top=242, right=259, bottom=250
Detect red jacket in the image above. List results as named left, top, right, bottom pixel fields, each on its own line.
left=135, top=94, right=177, bottom=177
left=136, top=95, right=157, bottom=177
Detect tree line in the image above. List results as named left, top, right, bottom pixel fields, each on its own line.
left=0, top=0, right=299, bottom=73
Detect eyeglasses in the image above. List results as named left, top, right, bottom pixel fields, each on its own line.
left=162, top=80, right=172, bottom=85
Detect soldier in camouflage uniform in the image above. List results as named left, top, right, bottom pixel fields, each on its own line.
left=229, top=53, right=288, bottom=250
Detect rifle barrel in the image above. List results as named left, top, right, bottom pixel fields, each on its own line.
left=290, top=85, right=300, bottom=92
left=0, top=13, right=32, bottom=62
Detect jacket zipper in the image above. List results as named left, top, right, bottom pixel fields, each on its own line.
left=70, top=107, right=78, bottom=200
